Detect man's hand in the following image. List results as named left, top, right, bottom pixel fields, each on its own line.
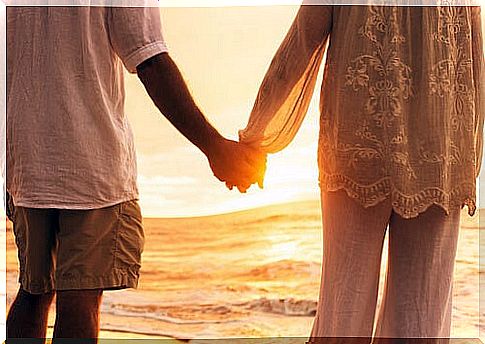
left=206, top=138, right=267, bottom=193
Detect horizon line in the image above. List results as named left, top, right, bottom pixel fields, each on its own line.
left=142, top=198, right=321, bottom=219
left=140, top=199, right=483, bottom=220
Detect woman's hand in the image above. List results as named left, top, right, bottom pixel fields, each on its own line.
left=226, top=143, right=267, bottom=193
left=206, top=137, right=267, bottom=193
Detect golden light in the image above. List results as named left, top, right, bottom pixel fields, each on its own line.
left=266, top=240, right=300, bottom=261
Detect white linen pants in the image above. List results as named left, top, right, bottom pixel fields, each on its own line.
left=309, top=189, right=461, bottom=344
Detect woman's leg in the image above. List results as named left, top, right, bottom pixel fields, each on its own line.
left=310, top=189, right=392, bottom=343
left=373, top=205, right=461, bottom=343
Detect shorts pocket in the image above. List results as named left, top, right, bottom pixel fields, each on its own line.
left=114, top=200, right=144, bottom=272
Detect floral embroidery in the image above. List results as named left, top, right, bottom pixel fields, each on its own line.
left=344, top=6, right=416, bottom=180
left=345, top=62, right=369, bottom=91
left=423, top=7, right=475, bottom=170
left=317, top=6, right=480, bottom=218
left=429, top=7, right=475, bottom=133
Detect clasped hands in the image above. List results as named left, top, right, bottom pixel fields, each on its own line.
left=207, top=137, right=267, bottom=193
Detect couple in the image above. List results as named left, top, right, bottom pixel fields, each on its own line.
left=6, top=3, right=484, bottom=344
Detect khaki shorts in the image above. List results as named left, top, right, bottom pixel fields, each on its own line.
left=8, top=196, right=144, bottom=295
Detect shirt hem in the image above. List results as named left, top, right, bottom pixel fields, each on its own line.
left=12, top=194, right=139, bottom=210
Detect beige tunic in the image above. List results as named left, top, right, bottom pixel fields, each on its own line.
left=240, top=5, right=484, bottom=218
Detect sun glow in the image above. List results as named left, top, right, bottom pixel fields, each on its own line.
left=266, top=240, right=300, bottom=262
left=127, top=5, right=323, bottom=218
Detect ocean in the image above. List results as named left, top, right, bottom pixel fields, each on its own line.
left=5, top=201, right=483, bottom=340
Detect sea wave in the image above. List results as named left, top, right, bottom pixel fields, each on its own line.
left=103, top=300, right=246, bottom=325
left=239, top=298, right=317, bottom=317
left=236, top=260, right=321, bottom=280
left=103, top=296, right=317, bottom=326
left=240, top=214, right=320, bottom=227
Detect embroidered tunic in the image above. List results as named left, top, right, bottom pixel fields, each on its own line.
left=239, top=5, right=484, bottom=218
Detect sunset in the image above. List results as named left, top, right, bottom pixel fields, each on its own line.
left=126, top=5, right=321, bottom=217
left=125, top=5, right=485, bottom=218
left=4, top=3, right=485, bottom=343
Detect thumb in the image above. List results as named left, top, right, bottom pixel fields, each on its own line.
left=257, top=157, right=267, bottom=189
left=257, top=173, right=265, bottom=189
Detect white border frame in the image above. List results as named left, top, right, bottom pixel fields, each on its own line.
left=1, top=1, right=483, bottom=342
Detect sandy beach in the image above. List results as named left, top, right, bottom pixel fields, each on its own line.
left=5, top=201, right=484, bottom=342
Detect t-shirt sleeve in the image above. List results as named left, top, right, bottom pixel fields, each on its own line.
left=107, top=6, right=169, bottom=74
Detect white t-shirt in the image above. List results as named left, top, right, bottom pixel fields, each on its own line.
left=7, top=6, right=168, bottom=209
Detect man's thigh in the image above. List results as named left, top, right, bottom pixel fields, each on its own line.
left=11, top=205, right=59, bottom=294
left=56, top=200, right=144, bottom=291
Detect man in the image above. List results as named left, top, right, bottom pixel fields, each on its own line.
left=6, top=5, right=265, bottom=341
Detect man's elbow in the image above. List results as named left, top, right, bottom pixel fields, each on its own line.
left=136, top=52, right=170, bottom=81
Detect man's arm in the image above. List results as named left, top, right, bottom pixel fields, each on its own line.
left=137, top=52, right=223, bottom=157
left=136, top=52, right=265, bottom=189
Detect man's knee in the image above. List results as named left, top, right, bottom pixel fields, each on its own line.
left=6, top=289, right=55, bottom=339
left=56, top=289, right=103, bottom=313
left=18, top=288, right=55, bottom=308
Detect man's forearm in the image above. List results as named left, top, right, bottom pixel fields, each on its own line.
left=137, top=53, right=224, bottom=156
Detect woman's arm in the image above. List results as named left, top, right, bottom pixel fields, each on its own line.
left=239, top=5, right=333, bottom=153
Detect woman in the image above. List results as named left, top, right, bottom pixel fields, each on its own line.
left=238, top=3, right=484, bottom=343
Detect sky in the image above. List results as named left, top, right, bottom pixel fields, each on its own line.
left=126, top=5, right=324, bottom=217
left=125, top=5, right=485, bottom=218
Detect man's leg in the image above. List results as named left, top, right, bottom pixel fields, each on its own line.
left=53, top=289, right=103, bottom=341
left=6, top=288, right=55, bottom=340
left=52, top=200, right=143, bottom=341
left=309, top=189, right=393, bottom=344
left=7, top=205, right=58, bottom=341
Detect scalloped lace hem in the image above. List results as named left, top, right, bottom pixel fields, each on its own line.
left=319, top=174, right=477, bottom=219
